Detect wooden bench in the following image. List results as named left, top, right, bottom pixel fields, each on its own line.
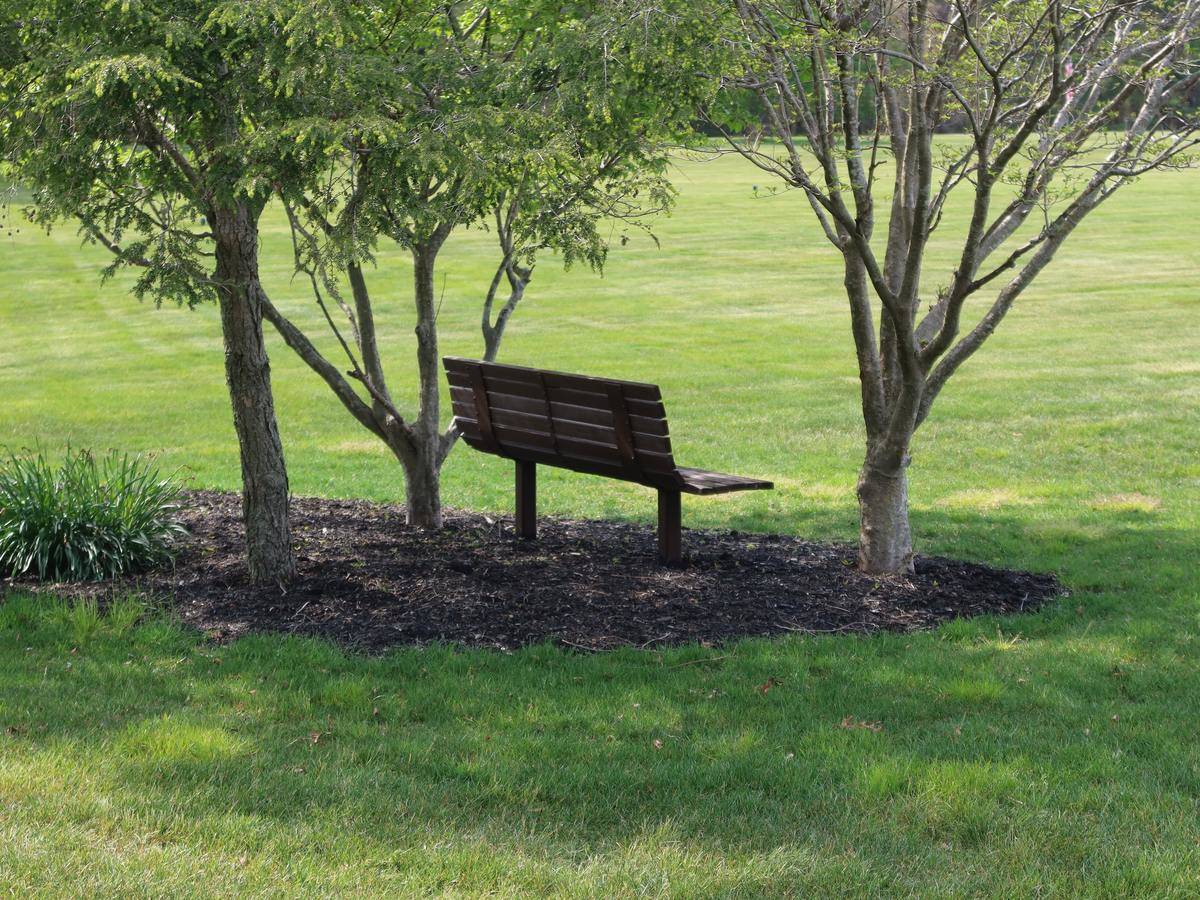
left=444, top=357, right=773, bottom=564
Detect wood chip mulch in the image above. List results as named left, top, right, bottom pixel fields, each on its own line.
left=12, top=490, right=1062, bottom=653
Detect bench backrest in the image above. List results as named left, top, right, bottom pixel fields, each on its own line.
left=445, top=357, right=680, bottom=487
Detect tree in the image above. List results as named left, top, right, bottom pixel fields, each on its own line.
left=700, top=0, right=1200, bottom=573
left=258, top=1, right=695, bottom=528
left=1, top=0, right=367, bottom=581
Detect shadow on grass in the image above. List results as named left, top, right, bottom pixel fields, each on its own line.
left=0, top=506, right=1197, bottom=889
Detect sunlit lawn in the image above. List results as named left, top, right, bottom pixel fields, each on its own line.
left=0, top=147, right=1198, bottom=895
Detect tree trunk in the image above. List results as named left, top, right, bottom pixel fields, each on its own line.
left=212, top=202, right=296, bottom=583
left=402, top=435, right=443, bottom=529
left=404, top=235, right=450, bottom=529
left=856, top=454, right=914, bottom=575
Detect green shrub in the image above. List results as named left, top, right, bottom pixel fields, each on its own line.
left=0, top=448, right=186, bottom=581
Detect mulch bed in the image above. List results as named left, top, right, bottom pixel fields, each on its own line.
left=12, top=490, right=1062, bottom=653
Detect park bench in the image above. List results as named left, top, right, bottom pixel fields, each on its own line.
left=444, top=357, right=773, bottom=564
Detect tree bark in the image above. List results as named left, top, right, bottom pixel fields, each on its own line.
left=404, top=235, right=450, bottom=528
left=212, top=202, right=296, bottom=583
left=401, top=433, right=442, bottom=529
left=856, top=452, right=914, bottom=576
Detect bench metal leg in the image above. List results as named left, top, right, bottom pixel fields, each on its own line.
left=657, top=489, right=682, bottom=565
left=516, top=460, right=537, bottom=539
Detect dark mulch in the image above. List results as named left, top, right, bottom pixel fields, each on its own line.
left=14, top=490, right=1062, bottom=653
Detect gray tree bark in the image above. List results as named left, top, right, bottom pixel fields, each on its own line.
left=212, top=202, right=296, bottom=583
left=399, top=438, right=442, bottom=529
left=403, top=232, right=452, bottom=528
left=856, top=458, right=913, bottom=575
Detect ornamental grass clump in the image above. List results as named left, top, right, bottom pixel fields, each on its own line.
left=0, top=449, right=186, bottom=582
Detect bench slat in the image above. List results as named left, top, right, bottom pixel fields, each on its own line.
left=459, top=432, right=682, bottom=489
left=675, top=467, right=774, bottom=495
left=450, top=402, right=673, bottom=455
left=446, top=369, right=667, bottom=421
left=449, top=386, right=669, bottom=437
left=456, top=416, right=677, bottom=473
left=548, top=401, right=668, bottom=437
left=445, top=356, right=662, bottom=402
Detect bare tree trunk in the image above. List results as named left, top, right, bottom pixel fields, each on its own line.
left=405, top=234, right=450, bottom=528
left=400, top=435, right=442, bottom=529
left=212, top=202, right=296, bottom=583
left=856, top=449, right=914, bottom=576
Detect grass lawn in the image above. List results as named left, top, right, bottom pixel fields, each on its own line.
left=1, top=148, right=1199, bottom=895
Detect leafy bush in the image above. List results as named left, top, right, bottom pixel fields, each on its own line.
left=0, top=448, right=186, bottom=581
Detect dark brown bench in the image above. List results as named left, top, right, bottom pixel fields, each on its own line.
left=444, top=357, right=773, bottom=564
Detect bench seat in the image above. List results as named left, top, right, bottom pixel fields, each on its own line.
left=675, top=467, right=774, bottom=495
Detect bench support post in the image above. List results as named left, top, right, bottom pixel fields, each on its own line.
left=516, top=460, right=537, bottom=539
left=657, top=489, right=682, bottom=565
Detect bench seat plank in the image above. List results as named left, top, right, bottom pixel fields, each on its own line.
left=675, top=467, right=774, bottom=495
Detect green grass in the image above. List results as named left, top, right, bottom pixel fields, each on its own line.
left=1, top=148, right=1199, bottom=896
